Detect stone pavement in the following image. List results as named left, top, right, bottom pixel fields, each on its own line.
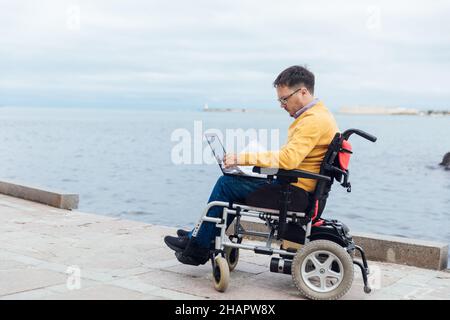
left=0, top=194, right=449, bottom=300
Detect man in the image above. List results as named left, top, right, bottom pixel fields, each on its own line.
left=164, top=65, right=339, bottom=262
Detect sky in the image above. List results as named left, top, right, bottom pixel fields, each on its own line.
left=1, top=0, right=450, bottom=110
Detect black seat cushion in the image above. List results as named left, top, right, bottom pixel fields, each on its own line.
left=245, top=183, right=310, bottom=212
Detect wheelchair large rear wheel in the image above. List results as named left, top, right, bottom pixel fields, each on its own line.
left=212, top=256, right=230, bottom=292
left=291, top=240, right=354, bottom=300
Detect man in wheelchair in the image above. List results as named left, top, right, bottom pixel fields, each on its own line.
left=164, top=65, right=376, bottom=299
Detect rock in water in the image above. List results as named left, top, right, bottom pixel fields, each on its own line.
left=439, top=152, right=450, bottom=168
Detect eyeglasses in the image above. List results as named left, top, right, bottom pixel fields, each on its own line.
left=278, top=87, right=303, bottom=105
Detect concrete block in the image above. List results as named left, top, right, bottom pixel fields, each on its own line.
left=0, top=180, right=78, bottom=210
left=352, top=232, right=448, bottom=271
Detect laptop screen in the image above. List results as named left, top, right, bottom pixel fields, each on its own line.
left=205, top=133, right=226, bottom=165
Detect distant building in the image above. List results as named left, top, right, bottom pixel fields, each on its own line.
left=339, top=106, right=419, bottom=115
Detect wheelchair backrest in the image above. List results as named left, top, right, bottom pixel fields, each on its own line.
left=311, top=129, right=377, bottom=219
left=324, top=133, right=352, bottom=184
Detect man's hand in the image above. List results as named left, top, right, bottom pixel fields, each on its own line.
left=223, top=153, right=239, bottom=168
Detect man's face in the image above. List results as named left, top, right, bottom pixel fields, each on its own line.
left=276, top=85, right=305, bottom=117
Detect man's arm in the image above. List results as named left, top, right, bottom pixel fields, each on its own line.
left=224, top=117, right=322, bottom=169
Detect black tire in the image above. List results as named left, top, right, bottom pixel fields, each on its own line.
left=291, top=240, right=354, bottom=300
left=224, top=247, right=239, bottom=271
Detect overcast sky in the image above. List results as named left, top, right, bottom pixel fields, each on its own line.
left=1, top=0, right=449, bottom=110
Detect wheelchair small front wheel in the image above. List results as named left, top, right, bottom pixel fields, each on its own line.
left=291, top=240, right=354, bottom=300
left=224, top=247, right=239, bottom=272
left=213, top=256, right=230, bottom=292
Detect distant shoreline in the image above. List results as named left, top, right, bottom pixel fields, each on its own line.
left=338, top=107, right=449, bottom=116
left=203, top=107, right=278, bottom=113
left=203, top=106, right=449, bottom=116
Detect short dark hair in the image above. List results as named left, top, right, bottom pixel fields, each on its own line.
left=273, top=65, right=315, bottom=94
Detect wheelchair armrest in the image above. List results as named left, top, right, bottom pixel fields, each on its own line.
left=252, top=166, right=331, bottom=182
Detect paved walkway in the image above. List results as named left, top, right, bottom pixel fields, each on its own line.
left=0, top=194, right=449, bottom=300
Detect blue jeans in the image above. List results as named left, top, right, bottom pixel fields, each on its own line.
left=189, top=175, right=279, bottom=248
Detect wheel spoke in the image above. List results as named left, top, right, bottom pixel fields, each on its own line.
left=325, top=269, right=342, bottom=281
left=319, top=275, right=326, bottom=290
left=323, top=256, right=334, bottom=270
left=304, top=269, right=319, bottom=278
left=311, top=255, right=322, bottom=269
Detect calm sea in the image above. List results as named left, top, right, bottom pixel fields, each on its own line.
left=1, top=107, right=449, bottom=256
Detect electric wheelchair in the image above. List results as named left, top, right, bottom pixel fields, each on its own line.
left=176, top=128, right=377, bottom=300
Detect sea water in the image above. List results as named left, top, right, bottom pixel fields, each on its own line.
left=0, top=107, right=448, bottom=255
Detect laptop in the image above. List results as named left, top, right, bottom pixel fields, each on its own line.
left=205, top=133, right=267, bottom=179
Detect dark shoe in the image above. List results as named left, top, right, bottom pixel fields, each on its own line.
left=164, top=235, right=189, bottom=252
left=177, top=229, right=190, bottom=237
left=175, top=251, right=205, bottom=266
left=181, top=239, right=210, bottom=264
left=175, top=250, right=210, bottom=266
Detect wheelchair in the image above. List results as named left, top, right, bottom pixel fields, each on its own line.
left=176, top=128, right=377, bottom=300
